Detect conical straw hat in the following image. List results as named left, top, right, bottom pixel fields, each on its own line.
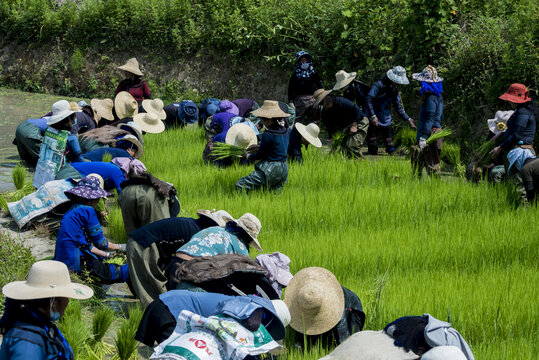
left=115, top=91, right=139, bottom=120
left=142, top=98, right=167, bottom=120
left=118, top=57, right=143, bottom=76
left=295, top=123, right=322, bottom=148
left=251, top=100, right=290, bottom=118
left=284, top=267, right=344, bottom=335
left=2, top=260, right=93, bottom=300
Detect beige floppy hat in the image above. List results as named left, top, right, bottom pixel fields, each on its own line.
left=284, top=267, right=344, bottom=335
left=47, top=100, right=77, bottom=125
left=295, top=123, right=322, bottom=148
left=118, top=57, right=143, bottom=77
left=225, top=123, right=258, bottom=149
left=234, top=213, right=262, bottom=251
left=333, top=70, right=357, bottom=91
left=197, top=209, right=235, bottom=227
left=118, top=134, right=143, bottom=159
left=3, top=260, right=93, bottom=300
left=133, top=112, right=165, bottom=134
left=115, top=91, right=139, bottom=120
left=313, top=88, right=333, bottom=107
left=142, top=98, right=167, bottom=120
left=91, top=98, right=114, bottom=121
left=251, top=100, right=290, bottom=119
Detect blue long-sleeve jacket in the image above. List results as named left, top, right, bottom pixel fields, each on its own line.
left=366, top=76, right=410, bottom=126
left=248, top=126, right=289, bottom=162
left=70, top=161, right=126, bottom=193
left=500, top=105, right=536, bottom=151
left=66, top=133, right=84, bottom=163
left=54, top=204, right=109, bottom=272
left=416, top=93, right=444, bottom=140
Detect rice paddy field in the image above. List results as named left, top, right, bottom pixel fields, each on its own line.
left=103, top=125, right=538, bottom=359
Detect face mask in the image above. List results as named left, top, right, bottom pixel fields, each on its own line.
left=300, top=62, right=311, bottom=70
left=49, top=298, right=61, bottom=322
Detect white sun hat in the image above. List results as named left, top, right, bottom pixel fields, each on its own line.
left=271, top=299, right=291, bottom=327
left=133, top=111, right=165, bottom=134
left=47, top=100, right=77, bottom=125
left=225, top=123, right=258, bottom=149
left=196, top=209, right=235, bottom=227
left=142, top=98, right=167, bottom=120
left=421, top=346, right=467, bottom=360
left=487, top=110, right=513, bottom=135
left=295, top=123, right=322, bottom=148
left=3, top=260, right=93, bottom=300
left=234, top=213, right=262, bottom=251
left=333, top=70, right=357, bottom=91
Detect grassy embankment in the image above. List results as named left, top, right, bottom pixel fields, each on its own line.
left=103, top=126, right=538, bottom=359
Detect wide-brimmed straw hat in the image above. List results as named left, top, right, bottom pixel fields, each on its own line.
left=421, top=346, right=467, bottom=360
left=142, top=98, right=167, bottom=120
left=133, top=111, right=165, bottom=134
left=333, top=70, right=357, bottom=90
left=225, top=123, right=258, bottom=149
left=233, top=213, right=262, bottom=251
left=412, top=65, right=443, bottom=83
left=117, top=134, right=143, bottom=158
left=295, top=123, right=322, bottom=148
left=91, top=98, right=114, bottom=121
left=313, top=88, right=333, bottom=107
left=499, top=83, right=531, bottom=103
left=117, top=122, right=144, bottom=143
left=387, top=66, right=410, bottom=85
left=115, top=91, right=139, bottom=120
left=47, top=100, right=77, bottom=125
left=196, top=209, right=235, bottom=227
left=284, top=267, right=345, bottom=335
left=3, top=260, right=93, bottom=300
left=251, top=100, right=290, bottom=119
left=65, top=175, right=111, bottom=200
left=118, top=57, right=143, bottom=77
left=487, top=110, right=513, bottom=135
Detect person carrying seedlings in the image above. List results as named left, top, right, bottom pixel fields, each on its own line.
left=0, top=260, right=93, bottom=359
left=53, top=175, right=129, bottom=284
left=82, top=134, right=143, bottom=162
left=136, top=290, right=290, bottom=348
left=410, top=66, right=445, bottom=176
left=288, top=51, right=324, bottom=121
left=235, top=101, right=290, bottom=192
left=126, top=210, right=233, bottom=309
left=314, top=88, right=369, bottom=158
left=115, top=57, right=152, bottom=110
left=366, top=66, right=415, bottom=155
left=284, top=267, right=365, bottom=349
left=288, top=122, right=323, bottom=163
left=117, top=159, right=179, bottom=233
left=333, top=69, right=371, bottom=115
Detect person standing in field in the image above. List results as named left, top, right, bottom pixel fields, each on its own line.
left=0, top=260, right=93, bottom=359
left=288, top=51, right=324, bottom=121
left=410, top=66, right=445, bottom=176
left=284, top=267, right=365, bottom=349
left=366, top=66, right=415, bottom=155
left=115, top=57, right=152, bottom=110
left=235, top=101, right=290, bottom=192
left=314, top=88, right=369, bottom=158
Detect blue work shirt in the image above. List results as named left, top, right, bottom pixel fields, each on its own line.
left=211, top=112, right=236, bottom=143
left=288, top=126, right=304, bottom=163
left=65, top=133, right=84, bottom=163
left=70, top=161, right=126, bottom=193
left=249, top=126, right=289, bottom=162
left=321, top=97, right=363, bottom=137
left=366, top=76, right=410, bottom=126
left=500, top=105, right=536, bottom=151
left=82, top=147, right=132, bottom=162
left=54, top=204, right=108, bottom=272
left=130, top=217, right=202, bottom=248
left=177, top=226, right=249, bottom=257
left=27, top=118, right=48, bottom=131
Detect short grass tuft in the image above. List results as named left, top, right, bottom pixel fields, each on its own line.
left=12, top=164, right=26, bottom=190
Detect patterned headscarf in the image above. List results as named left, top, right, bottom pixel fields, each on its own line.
left=112, top=158, right=147, bottom=177
left=294, top=51, right=316, bottom=79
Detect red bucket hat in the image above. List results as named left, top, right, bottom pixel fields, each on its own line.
left=499, top=83, right=531, bottom=103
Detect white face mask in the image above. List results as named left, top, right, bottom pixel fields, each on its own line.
left=300, top=62, right=311, bottom=70
left=49, top=298, right=61, bottom=322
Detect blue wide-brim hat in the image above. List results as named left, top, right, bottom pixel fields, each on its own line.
left=65, top=175, right=111, bottom=200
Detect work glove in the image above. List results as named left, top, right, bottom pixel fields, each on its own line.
left=419, top=138, right=427, bottom=150
left=117, top=243, right=127, bottom=253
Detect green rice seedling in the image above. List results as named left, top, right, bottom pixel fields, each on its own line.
left=332, top=132, right=346, bottom=150
left=0, top=196, right=7, bottom=212
left=474, top=140, right=495, bottom=163
left=441, top=142, right=461, bottom=166
left=211, top=142, right=247, bottom=160
left=12, top=163, right=26, bottom=190
left=107, top=204, right=127, bottom=243
left=89, top=305, right=115, bottom=358
left=113, top=305, right=143, bottom=360
left=58, top=300, right=91, bottom=359
left=101, top=151, right=113, bottom=163
left=393, top=127, right=417, bottom=153
left=426, top=128, right=452, bottom=144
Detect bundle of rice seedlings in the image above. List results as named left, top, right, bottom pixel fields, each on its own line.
left=12, top=164, right=26, bottom=190
left=101, top=151, right=113, bottom=163
left=332, top=132, right=346, bottom=150
left=58, top=300, right=91, bottom=359
left=426, top=128, right=452, bottom=144
left=0, top=182, right=36, bottom=211
left=441, top=143, right=461, bottom=166
left=474, top=140, right=495, bottom=163
left=89, top=305, right=115, bottom=358
left=211, top=142, right=252, bottom=160
left=113, top=305, right=143, bottom=360
left=394, top=127, right=417, bottom=151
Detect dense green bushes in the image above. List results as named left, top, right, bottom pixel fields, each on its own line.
left=0, top=0, right=537, bottom=153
